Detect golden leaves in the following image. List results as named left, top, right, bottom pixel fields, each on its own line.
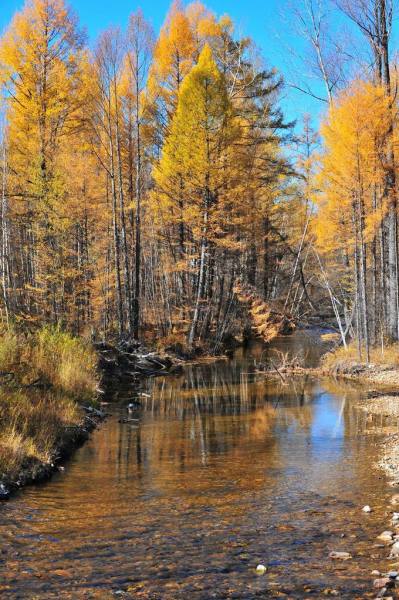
left=315, top=80, right=393, bottom=253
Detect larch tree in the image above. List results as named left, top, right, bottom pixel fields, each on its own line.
left=0, top=0, right=297, bottom=352
left=154, top=44, right=237, bottom=345
left=0, top=0, right=86, bottom=325
left=124, top=10, right=154, bottom=339
left=334, top=0, right=398, bottom=341
left=314, top=80, right=392, bottom=359
left=147, top=1, right=196, bottom=127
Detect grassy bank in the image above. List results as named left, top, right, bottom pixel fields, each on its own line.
left=0, top=325, right=100, bottom=498
left=323, top=341, right=399, bottom=372
left=321, top=341, right=399, bottom=387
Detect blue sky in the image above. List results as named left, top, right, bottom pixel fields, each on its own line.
left=0, top=0, right=333, bottom=127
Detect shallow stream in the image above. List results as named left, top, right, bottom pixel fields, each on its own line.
left=0, top=332, right=396, bottom=598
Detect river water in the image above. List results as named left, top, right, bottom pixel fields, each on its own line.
left=0, top=332, right=396, bottom=599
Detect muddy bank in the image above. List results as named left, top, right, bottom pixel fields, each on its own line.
left=95, top=337, right=241, bottom=390
left=96, top=340, right=180, bottom=387
left=325, top=362, right=399, bottom=389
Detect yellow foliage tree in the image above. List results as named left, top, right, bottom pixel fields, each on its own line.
left=315, top=80, right=392, bottom=358
left=154, top=44, right=238, bottom=344
left=0, top=0, right=86, bottom=323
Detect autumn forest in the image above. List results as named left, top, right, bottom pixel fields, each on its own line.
left=5, top=1, right=399, bottom=597
left=0, top=0, right=397, bottom=358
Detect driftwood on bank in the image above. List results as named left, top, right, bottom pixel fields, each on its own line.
left=95, top=340, right=178, bottom=388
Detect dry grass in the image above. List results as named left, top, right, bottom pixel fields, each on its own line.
left=32, top=327, right=99, bottom=398
left=0, top=324, right=99, bottom=398
left=320, top=332, right=341, bottom=342
left=0, top=389, right=81, bottom=478
left=0, top=325, right=99, bottom=483
left=0, top=325, right=20, bottom=373
left=323, top=341, right=399, bottom=371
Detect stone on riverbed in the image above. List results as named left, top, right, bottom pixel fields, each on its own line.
left=255, top=564, right=266, bottom=575
left=391, top=514, right=399, bottom=527
left=374, top=577, right=390, bottom=589
left=0, top=483, right=9, bottom=499
left=389, top=541, right=399, bottom=557
left=378, top=531, right=394, bottom=542
left=329, top=551, right=352, bottom=560
left=362, top=505, right=372, bottom=513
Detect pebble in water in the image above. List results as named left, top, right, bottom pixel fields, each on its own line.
left=377, top=531, right=394, bottom=542
left=329, top=551, right=352, bottom=560
left=362, top=505, right=373, bottom=513
left=255, top=564, right=266, bottom=575
left=391, top=513, right=399, bottom=527
left=0, top=483, right=9, bottom=499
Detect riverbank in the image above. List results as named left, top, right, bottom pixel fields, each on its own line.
left=259, top=335, right=399, bottom=473
left=314, top=349, right=399, bottom=473
left=0, top=400, right=106, bottom=500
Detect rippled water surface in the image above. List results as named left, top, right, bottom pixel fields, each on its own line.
left=0, top=333, right=395, bottom=599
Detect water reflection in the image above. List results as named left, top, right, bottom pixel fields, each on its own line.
left=0, top=338, right=394, bottom=599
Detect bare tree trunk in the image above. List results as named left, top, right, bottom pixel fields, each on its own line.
left=132, top=73, right=142, bottom=339
left=188, top=196, right=209, bottom=347
left=1, top=138, right=9, bottom=324
left=108, top=121, right=124, bottom=335
left=114, top=82, right=132, bottom=333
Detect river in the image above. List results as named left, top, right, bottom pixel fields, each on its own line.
left=0, top=332, right=395, bottom=599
